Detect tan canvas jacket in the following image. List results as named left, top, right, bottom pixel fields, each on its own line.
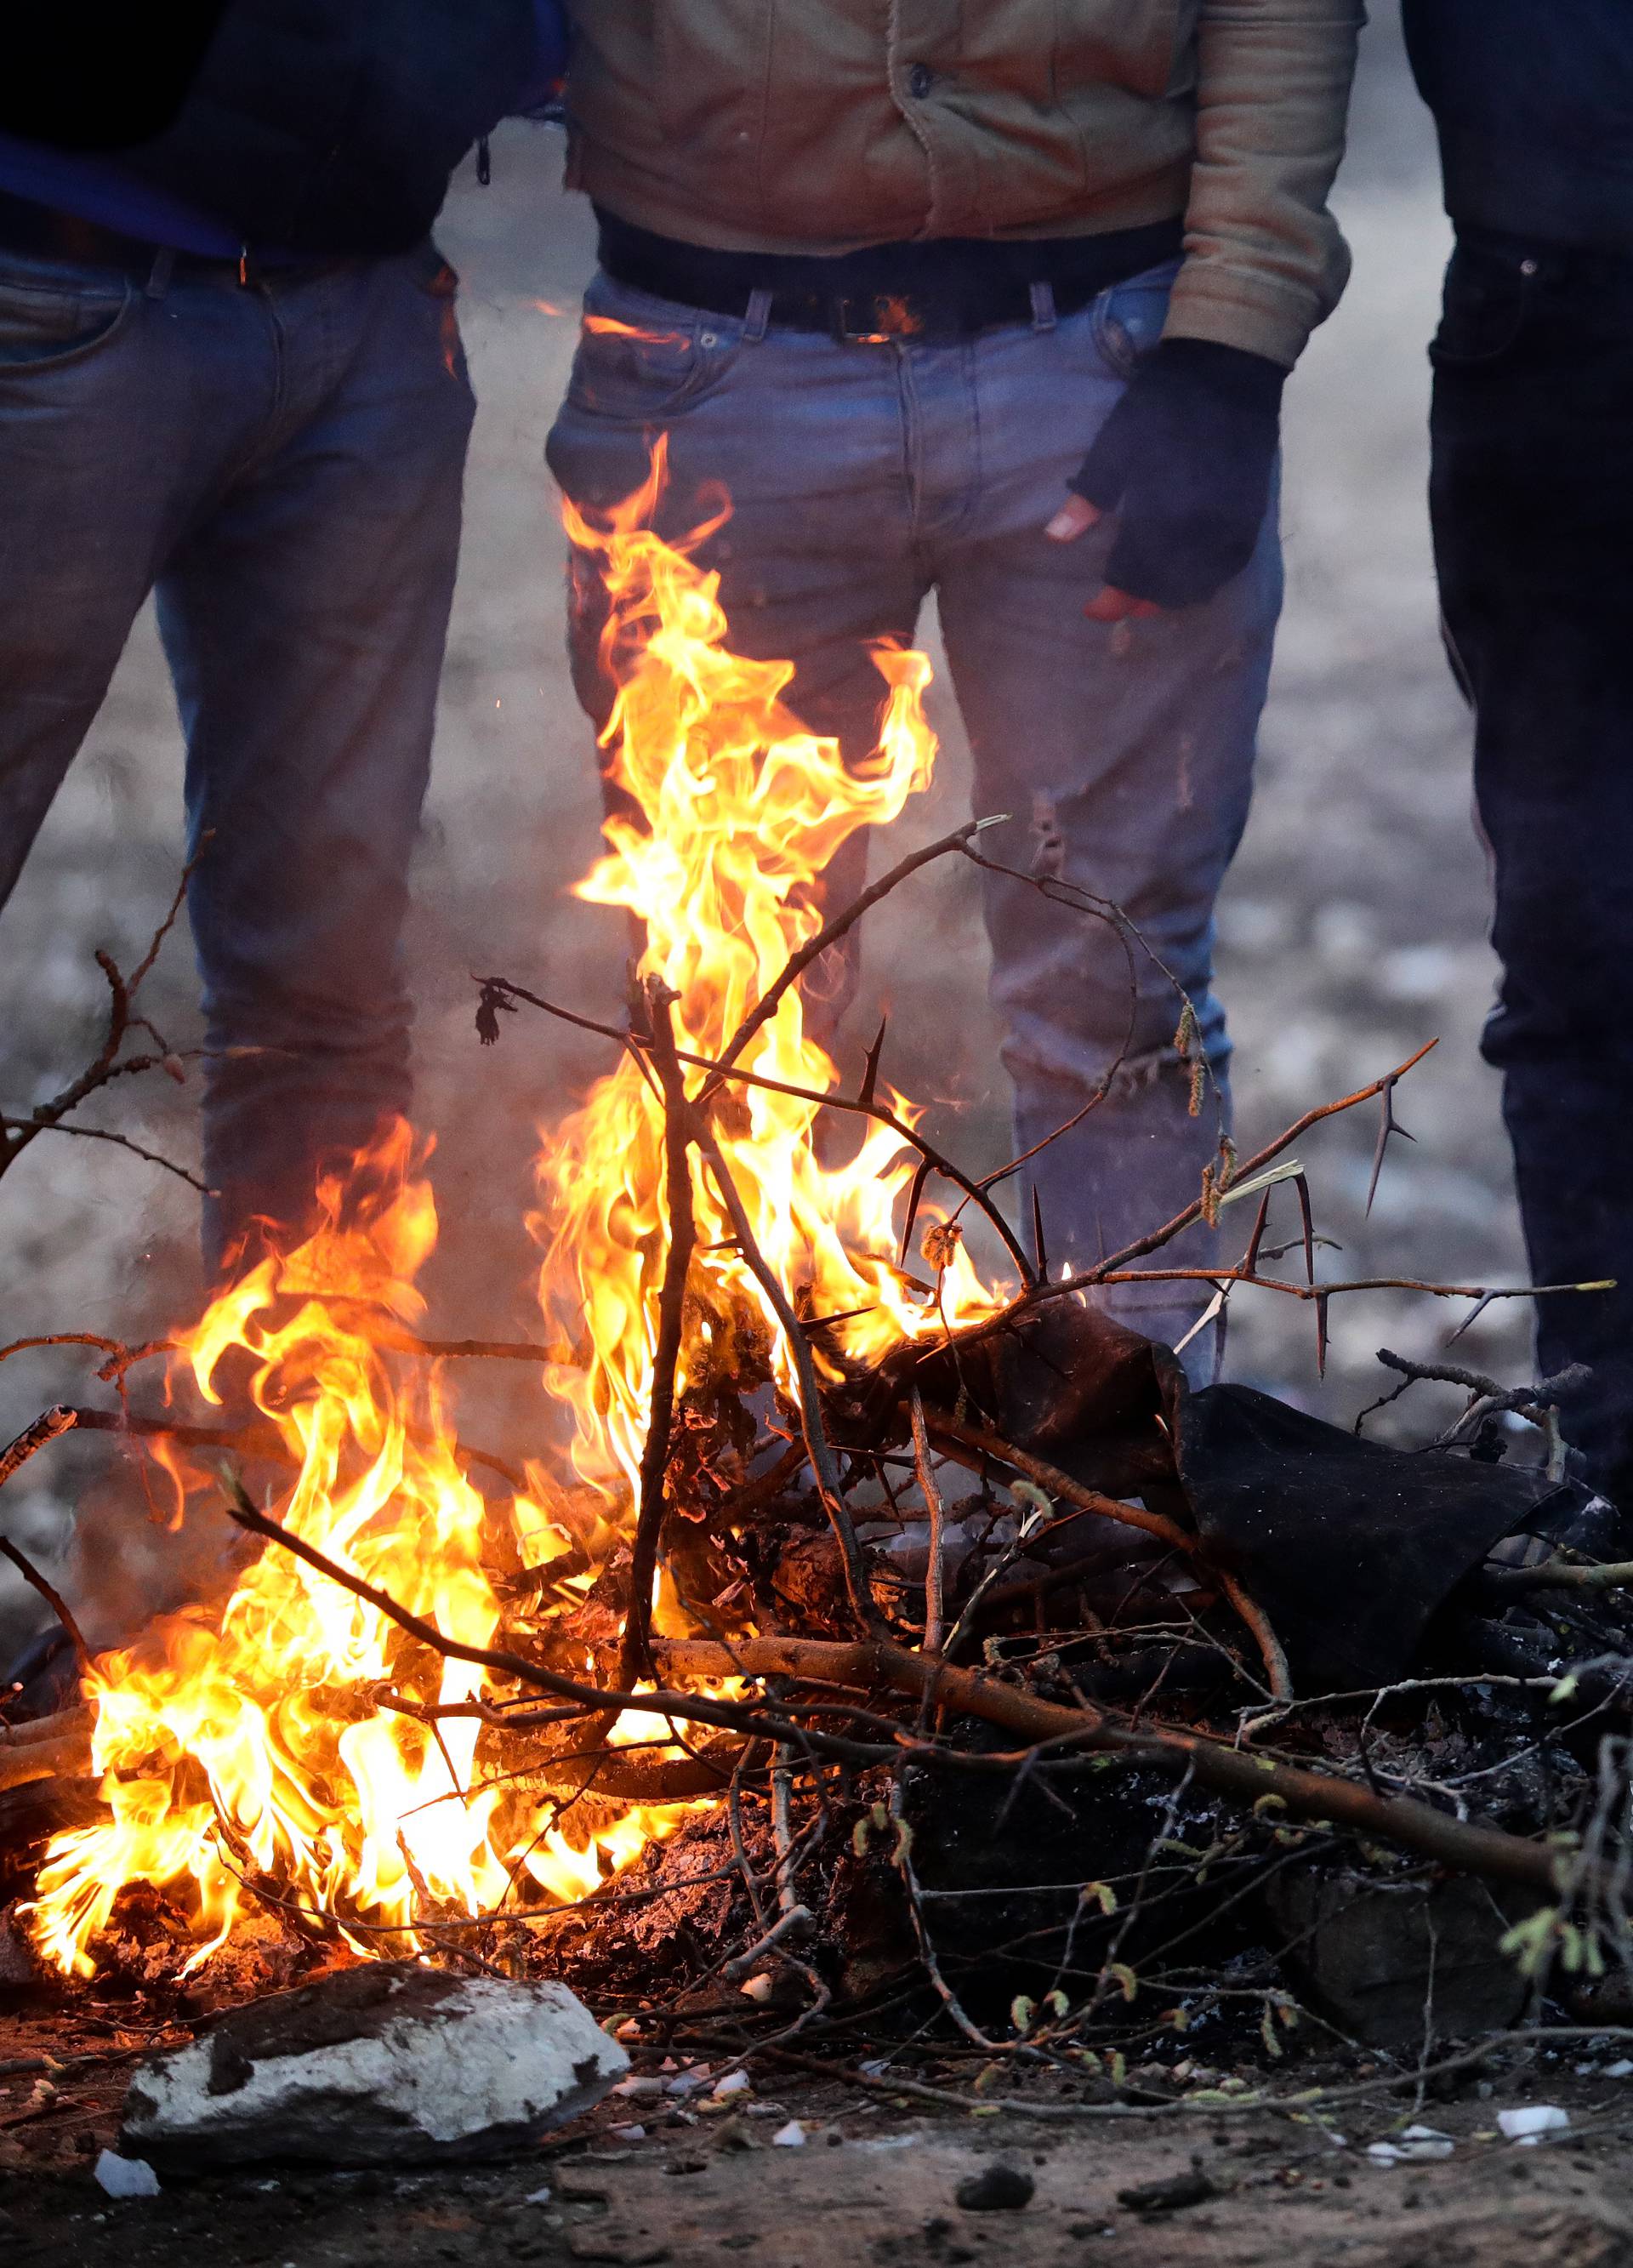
left=564, top=0, right=1363, bottom=368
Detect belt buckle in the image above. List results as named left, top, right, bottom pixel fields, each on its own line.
left=832, top=292, right=925, bottom=345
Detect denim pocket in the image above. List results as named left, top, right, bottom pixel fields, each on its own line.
left=1430, top=242, right=1535, bottom=368
left=1090, top=256, right=1182, bottom=379
left=0, top=260, right=134, bottom=373
left=565, top=273, right=740, bottom=422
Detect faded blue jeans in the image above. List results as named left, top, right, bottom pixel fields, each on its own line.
left=0, top=240, right=474, bottom=1274
left=546, top=262, right=1282, bottom=1353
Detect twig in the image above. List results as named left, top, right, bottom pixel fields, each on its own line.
left=0, top=1117, right=211, bottom=1194
left=908, top=1390, right=947, bottom=1655
left=216, top=1476, right=882, bottom=1762
left=722, top=1900, right=813, bottom=1980
left=1482, top=1559, right=1633, bottom=1598
left=0, top=1406, right=77, bottom=1491
left=1009, top=1043, right=1440, bottom=1325
left=920, top=1410, right=1192, bottom=1556
left=620, top=982, right=698, bottom=1690
left=707, top=818, right=1002, bottom=1091
left=0, top=1535, right=92, bottom=1678
left=1, top=842, right=211, bottom=1188
left=770, top=1744, right=799, bottom=1918
left=691, top=1122, right=884, bottom=1638
left=651, top=1634, right=1583, bottom=1903
left=476, top=975, right=1037, bottom=1290
left=1212, top=1572, right=1292, bottom=1702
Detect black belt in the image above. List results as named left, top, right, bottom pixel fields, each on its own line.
left=0, top=189, right=316, bottom=284
left=596, top=210, right=1184, bottom=343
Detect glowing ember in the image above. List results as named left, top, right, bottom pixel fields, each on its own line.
left=26, top=453, right=1012, bottom=1978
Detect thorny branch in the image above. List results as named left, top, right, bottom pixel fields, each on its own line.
left=0, top=842, right=218, bottom=1196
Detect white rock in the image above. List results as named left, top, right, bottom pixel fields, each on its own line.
left=1366, top=2125, right=1454, bottom=2165
left=612, top=2077, right=664, bottom=2099
left=94, top=2151, right=161, bottom=2198
left=1607, top=2060, right=1633, bottom=2079
left=771, top=2120, right=806, bottom=2147
left=1499, top=2106, right=1569, bottom=2140
left=524, top=2185, right=554, bottom=2205
left=609, top=2123, right=646, bottom=2142
left=121, top=1962, right=628, bottom=2172
left=712, top=2070, right=751, bottom=2100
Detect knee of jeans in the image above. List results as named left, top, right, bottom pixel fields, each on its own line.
left=202, top=976, right=412, bottom=1060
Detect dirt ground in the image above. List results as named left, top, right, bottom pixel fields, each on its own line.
left=6, top=1994, right=1633, bottom=2268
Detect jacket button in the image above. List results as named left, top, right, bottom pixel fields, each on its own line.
left=908, top=62, right=934, bottom=98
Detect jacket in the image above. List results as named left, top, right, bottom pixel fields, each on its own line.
left=1403, top=0, right=1633, bottom=247
left=563, top=0, right=1363, bottom=368
left=107, top=0, right=554, bottom=259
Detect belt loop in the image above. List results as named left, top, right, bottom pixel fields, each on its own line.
left=145, top=247, right=175, bottom=300
left=743, top=286, right=773, bottom=344
left=1030, top=280, right=1057, bottom=333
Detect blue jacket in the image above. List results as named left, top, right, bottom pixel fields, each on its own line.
left=1403, top=0, right=1633, bottom=244
left=0, top=0, right=567, bottom=259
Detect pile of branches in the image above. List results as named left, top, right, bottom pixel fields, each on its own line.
left=4, top=829, right=1633, bottom=2096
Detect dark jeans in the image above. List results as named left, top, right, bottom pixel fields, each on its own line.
left=0, top=240, right=474, bottom=1274
left=1430, top=226, right=1633, bottom=1499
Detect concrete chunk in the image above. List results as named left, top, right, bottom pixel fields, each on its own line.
left=122, top=1962, right=628, bottom=2170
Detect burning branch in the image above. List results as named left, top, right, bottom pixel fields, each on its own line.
left=619, top=981, right=698, bottom=1689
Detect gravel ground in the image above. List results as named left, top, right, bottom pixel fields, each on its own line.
left=0, top=26, right=1526, bottom=1637
left=6, top=2007, right=1633, bottom=2268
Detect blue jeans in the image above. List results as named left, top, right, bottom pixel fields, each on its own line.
left=0, top=241, right=474, bottom=1274
left=546, top=265, right=1282, bottom=1353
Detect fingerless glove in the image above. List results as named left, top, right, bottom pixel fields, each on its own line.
left=1068, top=338, right=1285, bottom=609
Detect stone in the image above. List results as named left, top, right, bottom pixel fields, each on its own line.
left=121, top=1961, right=627, bottom=2171
left=955, top=2163, right=1034, bottom=2212
left=93, top=2150, right=161, bottom=2198
left=1266, top=1866, right=1538, bottom=2049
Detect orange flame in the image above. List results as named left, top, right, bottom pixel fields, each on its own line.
left=532, top=443, right=1007, bottom=1502
left=26, top=453, right=1011, bottom=1978
left=26, top=1129, right=694, bottom=1977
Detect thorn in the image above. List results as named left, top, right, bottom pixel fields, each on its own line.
left=898, top=1159, right=933, bottom=1272
left=1366, top=1074, right=1417, bottom=1216
left=1294, top=1173, right=1316, bottom=1287
left=1243, top=1188, right=1273, bottom=1277
left=1031, top=1184, right=1049, bottom=1281
left=1446, top=1291, right=1498, bottom=1346
left=857, top=1016, right=888, bottom=1113
left=972, top=812, right=1011, bottom=833
left=1314, top=1291, right=1330, bottom=1378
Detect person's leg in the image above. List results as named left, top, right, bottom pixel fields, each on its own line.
left=544, top=275, right=928, bottom=1050
left=930, top=267, right=1280, bottom=1359
left=1430, top=234, right=1633, bottom=1501
left=156, top=246, right=475, bottom=1272
left=0, top=250, right=204, bottom=909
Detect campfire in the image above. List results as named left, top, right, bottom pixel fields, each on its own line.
left=4, top=459, right=1633, bottom=2106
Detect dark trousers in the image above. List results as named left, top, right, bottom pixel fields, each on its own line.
left=0, top=240, right=474, bottom=1274
left=1430, top=227, right=1633, bottom=1499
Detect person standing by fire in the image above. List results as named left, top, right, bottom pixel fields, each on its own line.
left=0, top=0, right=564, bottom=1277
left=545, top=2, right=1363, bottom=1367
left=1405, top=4, right=1633, bottom=1509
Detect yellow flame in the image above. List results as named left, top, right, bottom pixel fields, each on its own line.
left=532, top=443, right=1006, bottom=1502
left=27, top=453, right=1011, bottom=1979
